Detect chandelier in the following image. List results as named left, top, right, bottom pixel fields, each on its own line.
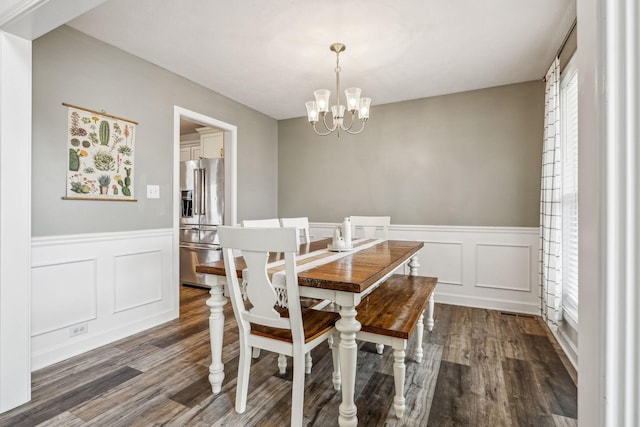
left=305, top=43, right=371, bottom=137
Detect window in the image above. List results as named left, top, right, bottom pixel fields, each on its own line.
left=560, top=60, right=578, bottom=325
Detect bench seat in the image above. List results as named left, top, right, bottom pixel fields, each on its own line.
left=353, top=273, right=437, bottom=419
left=357, top=274, right=436, bottom=339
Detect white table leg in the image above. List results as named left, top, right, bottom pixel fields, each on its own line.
left=375, top=343, right=384, bottom=354
left=278, top=353, right=287, bottom=375
left=330, top=331, right=342, bottom=391
left=206, top=283, right=227, bottom=394
left=305, top=352, right=313, bottom=374
left=336, top=303, right=361, bottom=427
left=408, top=254, right=420, bottom=276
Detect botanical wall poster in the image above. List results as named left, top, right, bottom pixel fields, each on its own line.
left=65, top=104, right=137, bottom=201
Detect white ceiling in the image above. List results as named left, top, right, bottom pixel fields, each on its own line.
left=67, top=0, right=576, bottom=120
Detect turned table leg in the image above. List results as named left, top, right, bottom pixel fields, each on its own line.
left=330, top=332, right=342, bottom=391
left=336, top=303, right=361, bottom=427
left=408, top=254, right=420, bottom=276
left=206, top=282, right=227, bottom=394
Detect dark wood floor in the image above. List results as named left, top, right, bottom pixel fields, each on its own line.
left=0, top=286, right=577, bottom=426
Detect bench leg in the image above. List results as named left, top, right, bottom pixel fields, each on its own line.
left=252, top=347, right=261, bottom=358
left=426, top=294, right=435, bottom=332
left=330, top=331, right=341, bottom=391
left=278, top=353, right=287, bottom=375
left=376, top=343, right=384, bottom=354
left=392, top=340, right=407, bottom=418
left=413, top=310, right=425, bottom=363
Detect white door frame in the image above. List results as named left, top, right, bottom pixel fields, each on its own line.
left=172, top=106, right=237, bottom=296
left=0, top=29, right=32, bottom=413
left=0, top=0, right=109, bottom=413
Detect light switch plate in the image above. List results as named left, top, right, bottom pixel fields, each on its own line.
left=147, top=184, right=160, bottom=199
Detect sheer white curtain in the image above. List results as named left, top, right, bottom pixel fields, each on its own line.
left=539, top=58, right=562, bottom=328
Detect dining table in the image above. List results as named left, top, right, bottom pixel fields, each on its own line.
left=196, top=237, right=429, bottom=427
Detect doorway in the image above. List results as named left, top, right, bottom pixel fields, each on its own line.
left=172, top=106, right=237, bottom=300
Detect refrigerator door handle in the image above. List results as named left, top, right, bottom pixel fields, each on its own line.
left=200, top=168, right=207, bottom=215
left=193, top=168, right=200, bottom=215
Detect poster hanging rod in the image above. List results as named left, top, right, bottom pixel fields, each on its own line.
left=62, top=102, right=139, bottom=125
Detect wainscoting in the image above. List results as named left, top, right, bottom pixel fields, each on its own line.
left=31, top=229, right=177, bottom=370
left=311, top=223, right=540, bottom=315
left=30, top=224, right=542, bottom=370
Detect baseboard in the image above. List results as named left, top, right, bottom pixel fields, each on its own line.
left=553, top=324, right=579, bottom=370
left=434, top=291, right=540, bottom=316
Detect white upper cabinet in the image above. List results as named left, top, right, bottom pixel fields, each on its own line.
left=180, top=127, right=224, bottom=160
left=179, top=134, right=200, bottom=161
left=197, top=127, right=224, bottom=158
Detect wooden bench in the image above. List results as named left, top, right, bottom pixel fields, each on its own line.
left=355, top=274, right=437, bottom=418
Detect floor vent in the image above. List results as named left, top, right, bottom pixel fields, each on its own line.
left=499, top=312, right=537, bottom=319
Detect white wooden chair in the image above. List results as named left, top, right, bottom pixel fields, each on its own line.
left=218, top=226, right=340, bottom=426
left=280, top=217, right=312, bottom=245
left=242, top=219, right=287, bottom=363
left=241, top=218, right=281, bottom=228
left=349, top=215, right=390, bottom=239
left=242, top=218, right=317, bottom=372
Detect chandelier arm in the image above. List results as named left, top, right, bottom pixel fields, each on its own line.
left=311, top=123, right=333, bottom=136
left=321, top=113, right=338, bottom=133
left=343, top=120, right=367, bottom=135
left=341, top=111, right=357, bottom=131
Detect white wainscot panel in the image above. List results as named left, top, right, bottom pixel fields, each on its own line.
left=310, top=223, right=540, bottom=314
left=114, top=250, right=163, bottom=313
left=476, top=243, right=531, bottom=291
left=31, top=258, right=97, bottom=336
left=421, top=241, right=463, bottom=286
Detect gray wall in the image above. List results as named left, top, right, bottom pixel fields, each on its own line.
left=278, top=81, right=543, bottom=227
left=32, top=26, right=278, bottom=237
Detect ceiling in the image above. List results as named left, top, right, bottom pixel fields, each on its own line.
left=67, top=0, right=576, bottom=121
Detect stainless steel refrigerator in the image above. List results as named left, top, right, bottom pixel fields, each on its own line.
left=180, top=158, right=224, bottom=287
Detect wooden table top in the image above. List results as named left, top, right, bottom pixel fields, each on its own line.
left=196, top=238, right=424, bottom=294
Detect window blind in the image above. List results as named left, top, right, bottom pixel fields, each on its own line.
left=561, top=67, right=579, bottom=324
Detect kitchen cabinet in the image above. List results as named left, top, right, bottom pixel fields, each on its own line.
left=180, top=145, right=201, bottom=161
left=179, top=135, right=202, bottom=161
left=180, top=127, right=223, bottom=160
left=197, top=127, right=224, bottom=158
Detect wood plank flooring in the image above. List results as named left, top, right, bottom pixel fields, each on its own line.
left=0, top=286, right=577, bottom=426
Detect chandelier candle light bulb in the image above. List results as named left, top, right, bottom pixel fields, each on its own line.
left=305, top=43, right=371, bottom=137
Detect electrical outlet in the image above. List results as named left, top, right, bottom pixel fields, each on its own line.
left=147, top=184, right=160, bottom=199
left=69, top=322, right=88, bottom=337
